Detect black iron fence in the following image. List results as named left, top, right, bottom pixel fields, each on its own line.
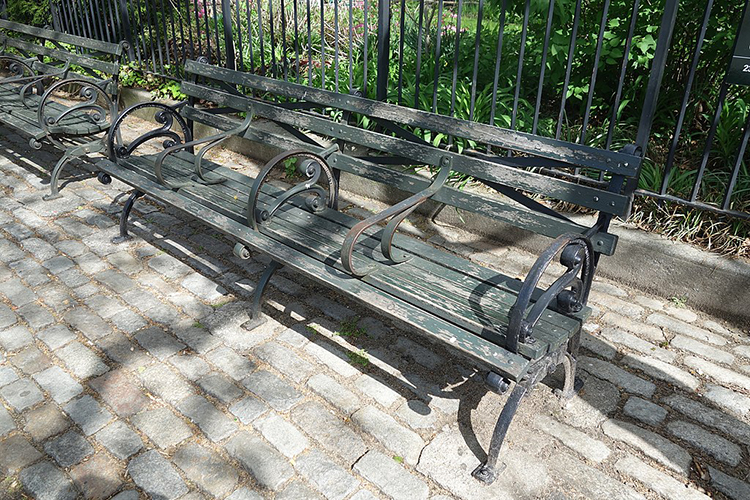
left=15, top=0, right=750, bottom=220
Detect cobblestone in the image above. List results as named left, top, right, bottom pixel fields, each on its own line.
left=0, top=434, right=43, bottom=473
left=63, top=307, right=112, bottom=340
left=533, top=415, right=610, bottom=463
left=243, top=369, right=302, bottom=411
left=55, top=341, right=109, bottom=379
left=63, top=395, right=112, bottom=435
left=307, top=373, right=361, bottom=416
left=1, top=377, right=44, bottom=410
left=206, top=345, right=256, bottom=380
left=69, top=452, right=122, bottom=500
left=127, top=450, right=188, bottom=500
left=623, top=396, right=667, bottom=426
left=0, top=303, right=18, bottom=330
left=354, top=450, right=429, bottom=500
left=19, top=461, right=77, bottom=500
left=601, top=419, right=691, bottom=474
left=17, top=303, right=55, bottom=330
left=33, top=366, right=82, bottom=404
left=11, top=346, right=52, bottom=375
left=225, top=432, right=294, bottom=491
left=579, top=356, right=655, bottom=397
left=685, top=356, right=750, bottom=388
left=291, top=401, right=368, bottom=465
left=254, top=341, right=314, bottom=383
left=703, top=384, right=750, bottom=417
left=352, top=405, right=424, bottom=465
left=255, top=413, right=309, bottom=458
left=134, top=327, right=186, bottom=360
left=229, top=395, right=269, bottom=424
left=95, top=420, right=143, bottom=459
left=0, top=325, right=34, bottom=351
left=709, top=466, right=750, bottom=500
left=44, top=430, right=93, bottom=467
left=132, top=407, right=193, bottom=449
left=663, top=394, right=750, bottom=443
left=623, top=354, right=700, bottom=391
left=647, top=313, right=727, bottom=345
left=174, top=442, right=240, bottom=498
left=37, top=324, right=76, bottom=350
left=354, top=374, right=403, bottom=408
left=615, top=454, right=710, bottom=500
left=599, top=327, right=675, bottom=362
left=170, top=354, right=210, bottom=381
left=304, top=341, right=360, bottom=377
left=667, top=420, right=741, bottom=466
left=138, top=363, right=194, bottom=405
left=276, top=481, right=324, bottom=500
left=0, top=404, right=15, bottom=437
left=295, top=449, right=360, bottom=500
left=178, top=395, right=238, bottom=442
left=671, top=335, right=735, bottom=364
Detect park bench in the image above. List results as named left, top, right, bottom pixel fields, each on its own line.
left=97, top=58, right=650, bottom=484
left=0, top=20, right=125, bottom=199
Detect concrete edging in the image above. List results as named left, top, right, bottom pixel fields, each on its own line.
left=118, top=87, right=750, bottom=328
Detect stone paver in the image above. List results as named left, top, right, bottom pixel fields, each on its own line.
left=127, top=450, right=188, bottom=500
left=1, top=137, right=749, bottom=500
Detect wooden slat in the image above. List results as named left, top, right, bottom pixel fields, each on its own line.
left=0, top=20, right=123, bottom=55
left=4, top=38, right=119, bottom=75
left=179, top=107, right=619, bottom=254
left=184, top=60, right=641, bottom=176
left=95, top=157, right=533, bottom=380
left=181, top=83, right=631, bottom=217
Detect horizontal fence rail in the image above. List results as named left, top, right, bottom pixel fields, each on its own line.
left=8, top=0, right=750, bottom=221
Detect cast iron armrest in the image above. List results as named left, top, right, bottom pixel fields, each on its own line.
left=340, top=157, right=453, bottom=277
left=153, top=112, right=253, bottom=190
left=505, top=234, right=594, bottom=354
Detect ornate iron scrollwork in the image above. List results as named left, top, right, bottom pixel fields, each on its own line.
left=108, top=101, right=192, bottom=162
left=506, top=234, right=594, bottom=353
left=340, top=157, right=452, bottom=277
left=38, top=78, right=115, bottom=150
left=0, top=55, right=44, bottom=98
left=247, top=147, right=339, bottom=231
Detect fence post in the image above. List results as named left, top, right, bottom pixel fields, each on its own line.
left=221, top=0, right=236, bottom=69
left=376, top=0, right=391, bottom=101
left=118, top=0, right=135, bottom=59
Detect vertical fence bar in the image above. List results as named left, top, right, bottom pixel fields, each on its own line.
left=119, top=0, right=135, bottom=59
left=510, top=0, right=531, bottom=133
left=396, top=0, right=405, bottom=104
left=449, top=0, right=464, bottom=119
left=376, top=0, right=391, bottom=101
left=413, top=0, right=424, bottom=107
left=319, top=0, right=324, bottom=87
left=221, top=0, right=235, bottom=68
left=333, top=0, right=339, bottom=91
left=362, top=0, right=369, bottom=95
left=268, top=0, right=278, bottom=78
left=469, top=0, right=484, bottom=121
left=348, top=0, right=353, bottom=91
left=432, top=0, right=445, bottom=113
left=489, top=0, right=508, bottom=129
left=579, top=0, right=611, bottom=146
left=532, top=0, right=555, bottom=134
left=690, top=84, right=728, bottom=202
left=555, top=0, right=582, bottom=140
left=281, top=0, right=289, bottom=80
left=722, top=111, right=750, bottom=210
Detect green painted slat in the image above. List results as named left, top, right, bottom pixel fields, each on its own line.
left=96, top=158, right=532, bottom=380
left=179, top=107, right=618, bottom=254
left=4, top=38, right=119, bottom=75
left=0, top=20, right=123, bottom=55
left=183, top=60, right=640, bottom=176
left=181, top=83, right=631, bottom=217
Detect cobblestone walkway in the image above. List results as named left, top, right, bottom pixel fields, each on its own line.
left=0, top=127, right=749, bottom=500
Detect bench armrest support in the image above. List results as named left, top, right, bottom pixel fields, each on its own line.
left=152, top=112, right=253, bottom=189
left=36, top=77, right=116, bottom=149
left=506, top=234, right=594, bottom=354
left=341, top=157, right=452, bottom=277
left=108, top=101, right=192, bottom=163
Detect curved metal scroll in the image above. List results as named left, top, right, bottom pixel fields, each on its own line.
left=247, top=149, right=338, bottom=231
left=0, top=55, right=45, bottom=98
left=152, top=113, right=253, bottom=190
left=38, top=78, right=115, bottom=150
left=506, top=234, right=594, bottom=353
left=108, top=101, right=192, bottom=162
left=341, top=159, right=452, bottom=277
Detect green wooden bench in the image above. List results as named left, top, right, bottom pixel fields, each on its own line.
left=97, top=59, right=648, bottom=484
left=0, top=20, right=125, bottom=199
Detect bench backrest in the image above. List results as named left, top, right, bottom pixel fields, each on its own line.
left=0, top=20, right=124, bottom=79
left=178, top=57, right=662, bottom=256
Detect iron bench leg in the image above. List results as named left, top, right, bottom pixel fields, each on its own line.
left=242, top=259, right=283, bottom=331
left=112, top=190, right=144, bottom=244
left=472, top=360, right=551, bottom=485
left=42, top=149, right=75, bottom=201
left=555, top=332, right=583, bottom=400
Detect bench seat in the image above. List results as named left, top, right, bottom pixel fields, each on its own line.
left=97, top=151, right=590, bottom=381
